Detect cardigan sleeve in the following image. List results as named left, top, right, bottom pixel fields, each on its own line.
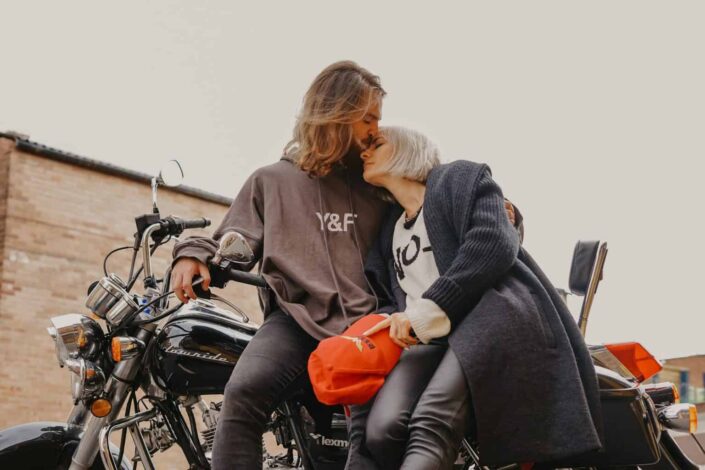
left=422, top=169, right=520, bottom=322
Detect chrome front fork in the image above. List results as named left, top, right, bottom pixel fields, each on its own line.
left=68, top=327, right=155, bottom=470
left=68, top=372, right=135, bottom=470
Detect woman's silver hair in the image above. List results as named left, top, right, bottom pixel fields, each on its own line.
left=378, top=126, right=441, bottom=182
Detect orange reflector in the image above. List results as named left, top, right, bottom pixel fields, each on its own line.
left=77, top=330, right=88, bottom=349
left=690, top=405, right=698, bottom=434
left=604, top=342, right=662, bottom=382
left=673, top=384, right=681, bottom=404
left=111, top=337, right=121, bottom=362
left=90, top=398, right=112, bottom=418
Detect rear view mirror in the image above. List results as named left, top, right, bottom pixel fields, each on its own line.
left=213, top=232, right=255, bottom=265
left=151, top=160, right=184, bottom=213
left=157, top=160, right=184, bottom=188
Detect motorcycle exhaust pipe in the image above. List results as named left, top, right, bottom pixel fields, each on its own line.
left=658, top=403, right=698, bottom=433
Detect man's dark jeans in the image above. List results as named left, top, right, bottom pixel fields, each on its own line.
left=211, top=309, right=318, bottom=470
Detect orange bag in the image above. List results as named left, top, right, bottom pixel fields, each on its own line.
left=308, top=314, right=403, bottom=405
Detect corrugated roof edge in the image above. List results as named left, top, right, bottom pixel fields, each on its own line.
left=0, top=132, right=233, bottom=207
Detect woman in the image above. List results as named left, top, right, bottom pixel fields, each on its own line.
left=345, top=127, right=603, bottom=469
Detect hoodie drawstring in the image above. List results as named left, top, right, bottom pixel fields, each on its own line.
left=317, top=178, right=352, bottom=328
left=345, top=172, right=380, bottom=314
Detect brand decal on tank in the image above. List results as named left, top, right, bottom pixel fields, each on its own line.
left=164, top=345, right=234, bottom=364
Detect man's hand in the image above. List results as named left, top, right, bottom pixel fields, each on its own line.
left=363, top=312, right=418, bottom=349
left=170, top=258, right=211, bottom=303
left=505, top=199, right=516, bottom=227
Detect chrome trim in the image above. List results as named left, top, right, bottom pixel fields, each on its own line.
left=68, top=376, right=134, bottom=470
left=65, top=358, right=106, bottom=401
left=578, top=241, right=608, bottom=336
left=461, top=438, right=484, bottom=468
left=99, top=408, right=158, bottom=470
left=69, top=328, right=154, bottom=470
left=594, top=364, right=637, bottom=388
left=659, top=404, right=696, bottom=433
left=129, top=414, right=156, bottom=470
left=85, top=275, right=127, bottom=318
left=141, top=223, right=162, bottom=282
left=48, top=314, right=104, bottom=366
left=112, top=336, right=145, bottom=361
left=590, top=345, right=637, bottom=382
left=68, top=403, right=89, bottom=427
left=151, top=176, right=159, bottom=213
left=644, top=382, right=679, bottom=405
left=105, top=295, right=139, bottom=326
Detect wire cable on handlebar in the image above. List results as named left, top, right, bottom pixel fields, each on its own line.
left=108, top=291, right=175, bottom=337
left=103, top=246, right=133, bottom=277
left=127, top=246, right=139, bottom=286
left=132, top=302, right=183, bottom=326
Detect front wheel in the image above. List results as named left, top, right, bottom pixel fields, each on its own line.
left=0, top=422, right=131, bottom=470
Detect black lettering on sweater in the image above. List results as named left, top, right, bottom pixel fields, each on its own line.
left=394, top=235, right=432, bottom=280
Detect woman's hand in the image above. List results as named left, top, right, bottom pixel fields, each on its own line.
left=364, top=313, right=419, bottom=349
left=504, top=199, right=516, bottom=226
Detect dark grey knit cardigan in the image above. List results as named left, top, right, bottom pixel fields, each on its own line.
left=365, top=160, right=604, bottom=465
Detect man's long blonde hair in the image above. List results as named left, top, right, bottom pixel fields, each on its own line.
left=285, top=61, right=385, bottom=177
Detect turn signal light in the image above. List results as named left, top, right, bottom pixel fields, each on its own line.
left=111, top=337, right=145, bottom=362
left=643, top=382, right=681, bottom=405
left=604, top=342, right=662, bottom=383
left=674, top=383, right=681, bottom=404
left=659, top=403, right=698, bottom=434
left=90, top=398, right=112, bottom=418
left=77, top=330, right=88, bottom=349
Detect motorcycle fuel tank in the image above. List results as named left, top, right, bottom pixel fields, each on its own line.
left=152, top=299, right=258, bottom=395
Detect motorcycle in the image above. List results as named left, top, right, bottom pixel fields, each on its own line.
left=0, top=161, right=699, bottom=469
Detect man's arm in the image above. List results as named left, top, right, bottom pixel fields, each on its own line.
left=171, top=171, right=265, bottom=302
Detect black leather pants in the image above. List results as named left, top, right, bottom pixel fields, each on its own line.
left=210, top=310, right=318, bottom=470
left=346, top=345, right=472, bottom=470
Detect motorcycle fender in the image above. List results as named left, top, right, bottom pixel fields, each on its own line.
left=0, top=421, right=129, bottom=469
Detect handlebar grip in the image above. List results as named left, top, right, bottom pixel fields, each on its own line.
left=181, top=217, right=211, bottom=230
left=227, top=269, right=268, bottom=288
left=158, top=216, right=211, bottom=238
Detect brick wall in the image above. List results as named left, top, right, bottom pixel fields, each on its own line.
left=0, top=139, right=11, bottom=298
left=664, top=356, right=705, bottom=389
left=0, top=138, right=262, bottom=467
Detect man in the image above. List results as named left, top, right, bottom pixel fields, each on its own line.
left=171, top=61, right=388, bottom=469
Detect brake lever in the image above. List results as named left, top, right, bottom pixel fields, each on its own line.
left=191, top=276, right=211, bottom=299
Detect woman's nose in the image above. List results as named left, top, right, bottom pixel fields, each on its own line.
left=361, top=148, right=371, bottom=160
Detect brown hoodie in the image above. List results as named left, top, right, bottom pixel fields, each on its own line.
left=173, top=154, right=389, bottom=340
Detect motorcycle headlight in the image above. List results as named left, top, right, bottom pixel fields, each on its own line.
left=47, top=314, right=105, bottom=365
left=65, top=358, right=106, bottom=401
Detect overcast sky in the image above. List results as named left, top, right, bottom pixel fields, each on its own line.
left=2, top=1, right=704, bottom=359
